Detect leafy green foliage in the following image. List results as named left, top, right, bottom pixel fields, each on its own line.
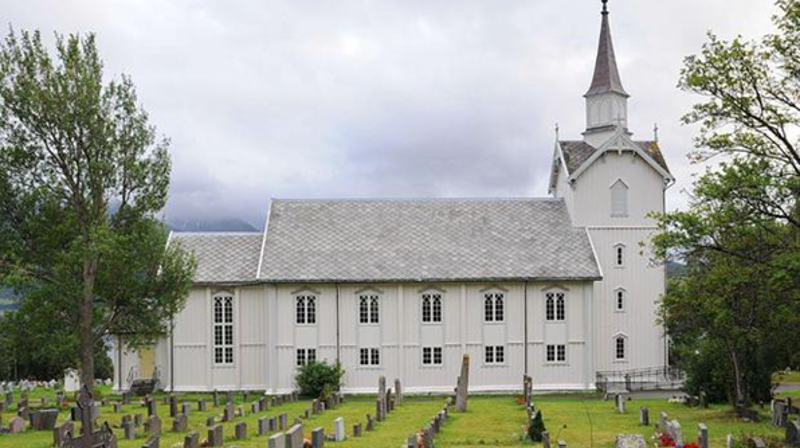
left=527, top=410, right=546, bottom=442
left=652, top=0, right=800, bottom=407
left=0, top=29, right=195, bottom=387
left=294, top=361, right=344, bottom=399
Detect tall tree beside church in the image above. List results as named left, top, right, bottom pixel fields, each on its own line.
left=652, top=0, right=800, bottom=406
left=0, top=30, right=196, bottom=389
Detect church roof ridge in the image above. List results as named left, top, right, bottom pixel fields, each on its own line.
left=271, top=197, right=563, bottom=203
left=585, top=0, right=628, bottom=97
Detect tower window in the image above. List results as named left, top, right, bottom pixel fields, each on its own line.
left=615, top=289, right=626, bottom=312
left=545, top=292, right=566, bottom=322
left=611, top=179, right=629, bottom=217
left=421, top=293, right=443, bottom=323
left=614, top=335, right=627, bottom=361
left=484, top=292, right=504, bottom=323
left=359, top=294, right=380, bottom=324
left=295, top=295, right=316, bottom=325
left=614, top=244, right=626, bottom=267
left=213, top=294, right=234, bottom=365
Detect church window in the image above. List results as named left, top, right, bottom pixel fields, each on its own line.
left=295, top=295, right=316, bottom=325
left=422, top=347, right=443, bottom=366
left=546, top=292, right=566, bottom=322
left=611, top=179, right=629, bottom=217
left=484, top=292, right=504, bottom=323
left=615, top=288, right=626, bottom=312
left=213, top=293, right=234, bottom=365
left=422, top=293, right=443, bottom=323
left=546, top=344, right=566, bottom=363
left=485, top=346, right=505, bottom=365
left=359, top=348, right=380, bottom=366
left=296, top=348, right=317, bottom=367
left=359, top=294, right=380, bottom=324
left=614, top=244, right=626, bottom=267
left=614, top=335, right=627, bottom=361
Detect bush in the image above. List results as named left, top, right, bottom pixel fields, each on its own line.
left=295, top=361, right=344, bottom=399
left=528, top=409, right=546, bottom=442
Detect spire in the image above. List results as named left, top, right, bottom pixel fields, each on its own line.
left=585, top=0, right=628, bottom=97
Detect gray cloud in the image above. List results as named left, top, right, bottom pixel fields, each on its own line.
left=0, top=0, right=777, bottom=228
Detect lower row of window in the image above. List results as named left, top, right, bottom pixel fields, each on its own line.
left=293, top=345, right=576, bottom=366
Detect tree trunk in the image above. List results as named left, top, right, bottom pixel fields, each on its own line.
left=727, top=342, right=746, bottom=407
left=80, top=254, right=98, bottom=392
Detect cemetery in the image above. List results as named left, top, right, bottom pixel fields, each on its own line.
left=0, top=365, right=798, bottom=448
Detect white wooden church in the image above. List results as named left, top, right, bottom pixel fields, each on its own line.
left=113, top=2, right=674, bottom=394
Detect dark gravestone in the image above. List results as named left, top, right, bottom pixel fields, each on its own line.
left=169, top=396, right=178, bottom=418
left=113, top=403, right=122, bottom=413
left=206, top=416, right=215, bottom=427
left=279, top=413, right=288, bottom=430
left=142, top=436, right=159, bottom=448
left=235, top=422, right=248, bottom=440
left=122, top=421, right=136, bottom=440
left=640, top=407, right=650, bottom=426
left=366, top=414, right=374, bottom=431
left=197, top=400, right=207, bottom=412
left=311, top=427, right=325, bottom=447
left=224, top=403, right=235, bottom=422
left=353, top=423, right=362, bottom=437
left=181, top=402, right=191, bottom=416
left=268, top=416, right=277, bottom=432
left=172, top=414, right=188, bottom=433
left=183, top=432, right=199, bottom=448
left=212, top=390, right=219, bottom=407
left=145, top=415, right=162, bottom=436
left=787, top=420, right=800, bottom=447
left=147, top=399, right=157, bottom=417
left=32, top=409, right=59, bottom=430
left=54, top=421, right=74, bottom=447
left=286, top=424, right=304, bottom=448
left=259, top=417, right=270, bottom=435
left=208, top=425, right=224, bottom=447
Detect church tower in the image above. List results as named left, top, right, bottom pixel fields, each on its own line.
left=549, top=0, right=675, bottom=376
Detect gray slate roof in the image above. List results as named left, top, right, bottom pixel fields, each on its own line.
left=586, top=10, right=628, bottom=97
left=559, top=140, right=670, bottom=174
left=170, top=232, right=263, bottom=284
left=258, top=198, right=601, bottom=283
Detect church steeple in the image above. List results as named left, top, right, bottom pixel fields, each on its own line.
left=584, top=0, right=629, bottom=137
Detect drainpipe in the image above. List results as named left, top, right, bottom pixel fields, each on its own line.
left=117, top=334, right=123, bottom=391
left=170, top=318, right=175, bottom=393
left=335, top=284, right=341, bottom=363
left=524, top=281, right=529, bottom=376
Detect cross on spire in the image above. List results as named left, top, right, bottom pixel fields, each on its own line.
left=602, top=0, right=609, bottom=15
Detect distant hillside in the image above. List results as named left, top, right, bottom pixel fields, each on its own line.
left=0, top=288, right=20, bottom=315
left=666, top=261, right=687, bottom=280
left=167, top=218, right=258, bottom=233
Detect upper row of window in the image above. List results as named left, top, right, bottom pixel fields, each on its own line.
left=294, top=290, right=571, bottom=325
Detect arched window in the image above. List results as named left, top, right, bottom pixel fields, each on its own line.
left=213, top=293, right=234, bottom=365
left=421, top=292, right=443, bottom=323
left=611, top=179, right=628, bottom=217
left=615, top=288, right=626, bottom=312
left=359, top=294, right=380, bottom=324
left=546, top=291, right=566, bottom=322
left=614, top=244, right=626, bottom=267
left=484, top=292, right=504, bottom=323
left=614, top=334, right=628, bottom=361
left=296, top=295, right=316, bottom=325
left=556, top=294, right=565, bottom=321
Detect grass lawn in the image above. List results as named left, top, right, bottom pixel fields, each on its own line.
left=436, top=394, right=785, bottom=448
left=0, top=387, right=790, bottom=448
left=0, top=386, right=444, bottom=448
left=774, top=371, right=800, bottom=385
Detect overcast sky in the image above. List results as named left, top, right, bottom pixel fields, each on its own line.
left=1, top=0, right=778, bottom=228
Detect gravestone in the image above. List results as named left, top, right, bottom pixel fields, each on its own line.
left=235, top=422, right=248, bottom=440
left=145, top=415, right=162, bottom=436
left=640, top=407, right=649, bottom=426
left=775, top=401, right=789, bottom=427
left=9, top=416, right=25, bottom=433
left=558, top=439, right=567, bottom=448
left=787, top=420, right=800, bottom=447
left=455, top=354, right=470, bottom=412
left=615, top=434, right=647, bottom=448
left=147, top=398, right=158, bottom=417
left=727, top=434, right=735, bottom=448
left=184, top=432, right=199, bottom=448
left=542, top=430, right=551, bottom=448
left=334, top=417, right=345, bottom=441
left=616, top=394, right=626, bottom=413
left=122, top=420, right=136, bottom=439
left=54, top=421, right=74, bottom=447
left=366, top=414, right=374, bottom=431
left=407, top=434, right=418, bottom=448
left=353, top=422, right=362, bottom=437
left=311, top=427, right=325, bottom=447
left=172, top=414, right=188, bottom=433
left=259, top=417, right=270, bottom=435
left=212, top=390, right=219, bottom=407
left=206, top=416, right=215, bottom=427
left=224, top=402, right=235, bottom=422
left=113, top=403, right=122, bottom=413
left=198, top=400, right=207, bottom=412
left=748, top=437, right=767, bottom=448
left=376, top=398, right=385, bottom=422
left=279, top=412, right=288, bottom=430
left=286, top=424, right=304, bottom=448
left=142, top=436, right=159, bottom=448
left=207, top=425, right=224, bottom=447
left=268, top=416, right=277, bottom=432
left=269, top=432, right=286, bottom=448
left=395, top=379, right=403, bottom=404
left=671, top=420, right=683, bottom=445
left=698, top=423, right=709, bottom=448
left=182, top=402, right=191, bottom=416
